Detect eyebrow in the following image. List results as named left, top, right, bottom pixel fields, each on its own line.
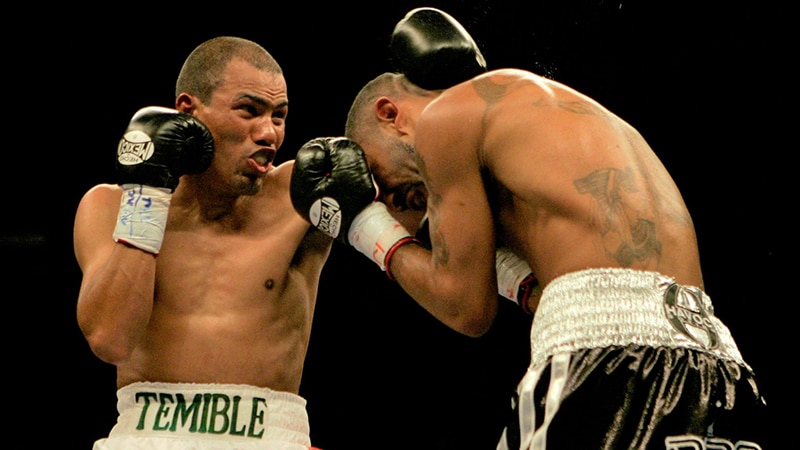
left=238, top=93, right=289, bottom=109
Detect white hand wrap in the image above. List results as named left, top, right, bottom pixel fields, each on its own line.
left=348, top=202, right=416, bottom=274
left=496, top=247, right=538, bottom=313
left=112, top=184, right=172, bottom=254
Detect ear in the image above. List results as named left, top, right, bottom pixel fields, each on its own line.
left=375, top=97, right=404, bottom=134
left=175, top=93, right=195, bottom=114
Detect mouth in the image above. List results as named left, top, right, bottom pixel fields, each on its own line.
left=249, top=149, right=276, bottom=173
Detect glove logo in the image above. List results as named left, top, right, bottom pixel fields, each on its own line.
left=309, top=197, right=342, bottom=239
left=118, top=130, right=155, bottom=166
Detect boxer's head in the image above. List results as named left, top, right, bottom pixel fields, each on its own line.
left=345, top=73, right=437, bottom=233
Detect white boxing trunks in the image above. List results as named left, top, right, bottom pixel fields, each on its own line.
left=93, top=382, right=312, bottom=450
left=497, top=268, right=768, bottom=450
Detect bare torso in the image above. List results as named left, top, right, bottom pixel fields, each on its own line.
left=80, top=162, right=330, bottom=392
left=448, top=69, right=703, bottom=290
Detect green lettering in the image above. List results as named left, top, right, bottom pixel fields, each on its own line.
left=209, top=394, right=230, bottom=434
left=199, top=393, right=212, bottom=433
left=170, top=393, right=202, bottom=432
left=248, top=397, right=267, bottom=438
left=229, top=396, right=246, bottom=436
left=134, top=392, right=158, bottom=431
left=154, top=393, right=174, bottom=431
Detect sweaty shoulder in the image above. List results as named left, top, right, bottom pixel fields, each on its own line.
left=254, top=160, right=294, bottom=198
left=422, top=69, right=551, bottom=130
left=78, top=183, right=122, bottom=212
left=74, top=184, right=125, bottom=272
left=417, top=69, right=554, bottom=164
left=270, top=160, right=295, bottom=183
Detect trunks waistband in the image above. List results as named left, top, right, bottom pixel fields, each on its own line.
left=529, top=268, right=745, bottom=369
left=108, top=382, right=310, bottom=445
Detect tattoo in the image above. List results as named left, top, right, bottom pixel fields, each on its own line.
left=555, top=99, right=603, bottom=116
left=414, top=151, right=448, bottom=265
left=574, top=167, right=662, bottom=266
left=473, top=77, right=509, bottom=106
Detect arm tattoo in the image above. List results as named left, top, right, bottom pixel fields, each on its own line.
left=414, top=151, right=449, bottom=265
left=574, top=167, right=662, bottom=266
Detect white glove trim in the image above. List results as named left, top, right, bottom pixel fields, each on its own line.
left=348, top=202, right=412, bottom=271
left=496, top=247, right=538, bottom=314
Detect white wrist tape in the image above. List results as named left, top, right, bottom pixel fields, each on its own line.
left=496, top=247, right=536, bottom=308
left=113, top=184, right=172, bottom=254
left=348, top=202, right=412, bottom=271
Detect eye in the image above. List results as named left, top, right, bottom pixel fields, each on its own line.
left=236, top=104, right=259, bottom=117
left=390, top=191, right=409, bottom=211
left=272, top=108, right=287, bottom=120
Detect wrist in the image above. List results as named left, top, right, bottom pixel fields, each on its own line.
left=496, top=247, right=536, bottom=312
left=348, top=202, right=412, bottom=271
left=112, top=184, right=172, bottom=254
left=385, top=236, right=422, bottom=281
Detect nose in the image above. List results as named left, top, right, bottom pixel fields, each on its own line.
left=253, top=117, right=281, bottom=146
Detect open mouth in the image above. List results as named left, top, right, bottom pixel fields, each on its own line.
left=250, top=149, right=276, bottom=171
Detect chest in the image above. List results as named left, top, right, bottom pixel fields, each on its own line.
left=154, top=220, right=306, bottom=311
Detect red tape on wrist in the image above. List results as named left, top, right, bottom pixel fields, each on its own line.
left=518, top=275, right=539, bottom=314
left=384, top=237, right=422, bottom=281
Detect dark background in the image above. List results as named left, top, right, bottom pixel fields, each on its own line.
left=5, top=1, right=787, bottom=448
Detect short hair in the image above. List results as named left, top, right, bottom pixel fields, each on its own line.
left=345, top=72, right=405, bottom=146
left=175, top=36, right=282, bottom=103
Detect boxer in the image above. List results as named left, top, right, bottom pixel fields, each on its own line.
left=292, top=8, right=770, bottom=449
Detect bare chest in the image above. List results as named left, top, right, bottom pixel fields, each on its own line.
left=154, top=229, right=300, bottom=311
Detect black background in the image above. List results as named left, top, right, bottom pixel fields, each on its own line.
left=5, top=1, right=788, bottom=448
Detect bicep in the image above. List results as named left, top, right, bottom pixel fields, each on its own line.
left=74, top=185, right=120, bottom=278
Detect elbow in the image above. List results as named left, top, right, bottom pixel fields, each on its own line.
left=433, top=278, right=498, bottom=337
left=458, top=313, right=495, bottom=337
left=447, top=301, right=497, bottom=338
left=81, top=325, right=135, bottom=365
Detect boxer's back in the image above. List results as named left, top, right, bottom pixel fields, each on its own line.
left=467, top=69, right=703, bottom=289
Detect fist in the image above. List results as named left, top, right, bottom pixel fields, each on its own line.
left=116, top=106, right=215, bottom=191
left=290, top=137, right=378, bottom=243
left=390, top=7, right=488, bottom=90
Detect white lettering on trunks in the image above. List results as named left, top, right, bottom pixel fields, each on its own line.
left=665, top=434, right=762, bottom=449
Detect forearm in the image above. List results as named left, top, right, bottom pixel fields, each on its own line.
left=389, top=243, right=497, bottom=337
left=77, top=244, right=156, bottom=365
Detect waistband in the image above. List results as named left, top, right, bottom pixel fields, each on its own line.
left=108, top=382, right=310, bottom=445
left=529, top=268, right=745, bottom=369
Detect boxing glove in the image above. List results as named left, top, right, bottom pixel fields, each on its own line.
left=290, top=137, right=379, bottom=243
left=116, top=106, right=215, bottom=191
left=112, top=106, right=215, bottom=254
left=390, top=7, right=488, bottom=90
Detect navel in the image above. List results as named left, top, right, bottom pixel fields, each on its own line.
left=265, top=279, right=275, bottom=289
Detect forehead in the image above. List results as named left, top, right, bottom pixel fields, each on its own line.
left=216, top=58, right=287, bottom=103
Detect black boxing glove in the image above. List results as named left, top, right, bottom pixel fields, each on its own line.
left=116, top=106, right=215, bottom=191
left=290, top=137, right=380, bottom=244
left=112, top=106, right=215, bottom=254
left=390, top=7, right=488, bottom=90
